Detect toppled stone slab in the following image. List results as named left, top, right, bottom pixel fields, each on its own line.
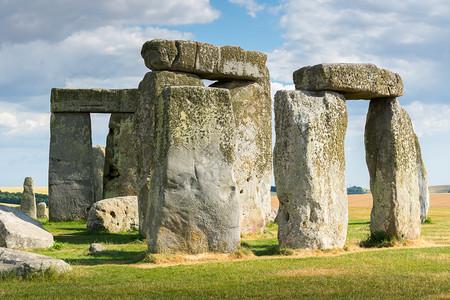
left=21, top=177, right=36, bottom=219
left=141, top=39, right=267, bottom=81
left=134, top=71, right=204, bottom=236
left=293, top=63, right=403, bottom=100
left=0, top=205, right=54, bottom=249
left=89, top=243, right=106, bottom=253
left=87, top=196, right=138, bottom=233
left=103, top=113, right=138, bottom=198
left=145, top=86, right=239, bottom=254
left=0, top=247, right=71, bottom=277
left=211, top=80, right=272, bottom=234
left=92, top=145, right=106, bottom=202
left=51, top=88, right=138, bottom=113
left=37, top=202, right=48, bottom=219
left=365, top=98, right=420, bottom=240
left=274, top=90, right=348, bottom=250
left=414, top=135, right=430, bottom=223
left=49, top=112, right=94, bottom=221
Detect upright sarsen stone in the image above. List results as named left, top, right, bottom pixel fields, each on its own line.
left=21, top=177, right=36, bottom=219
left=274, top=90, right=348, bottom=250
left=103, top=113, right=138, bottom=198
left=415, top=135, right=430, bottom=223
left=365, top=98, right=420, bottom=240
left=92, top=145, right=105, bottom=202
left=146, top=86, right=239, bottom=254
left=49, top=113, right=94, bottom=221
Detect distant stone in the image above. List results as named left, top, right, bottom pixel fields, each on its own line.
left=145, top=86, right=240, bottom=254
left=21, top=177, right=36, bottom=219
left=36, top=202, right=48, bottom=219
left=414, top=134, right=430, bottom=223
left=0, top=205, right=54, bottom=249
left=141, top=39, right=267, bottom=80
left=103, top=113, right=138, bottom=199
left=0, top=247, right=71, bottom=277
left=86, top=196, right=138, bottom=233
left=365, top=98, right=420, bottom=240
left=274, top=90, right=348, bottom=250
left=92, top=145, right=106, bottom=202
left=293, top=63, right=403, bottom=100
left=89, top=243, right=106, bottom=253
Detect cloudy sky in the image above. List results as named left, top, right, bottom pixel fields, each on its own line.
left=1, top=0, right=449, bottom=188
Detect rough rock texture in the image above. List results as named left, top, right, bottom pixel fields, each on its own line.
left=20, top=177, right=36, bottom=219
left=141, top=39, right=267, bottom=81
left=211, top=80, right=272, bottom=234
left=145, top=86, right=239, bottom=254
left=274, top=90, right=348, bottom=250
left=0, top=247, right=71, bottom=277
left=49, top=112, right=94, bottom=221
left=103, top=113, right=138, bottom=199
left=86, top=196, right=138, bottom=233
left=92, top=145, right=106, bottom=202
left=293, top=63, right=403, bottom=100
left=365, top=98, right=420, bottom=240
left=89, top=243, right=106, bottom=253
left=414, top=135, right=430, bottom=223
left=134, top=71, right=204, bottom=236
left=0, top=205, right=54, bottom=249
left=36, top=202, right=48, bottom=219
left=51, top=88, right=137, bottom=113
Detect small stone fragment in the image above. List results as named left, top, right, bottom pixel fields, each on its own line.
left=274, top=90, right=348, bottom=250
left=21, top=177, right=36, bottom=219
left=293, top=63, right=403, bottom=100
left=89, top=243, right=106, bottom=253
left=37, top=202, right=48, bottom=219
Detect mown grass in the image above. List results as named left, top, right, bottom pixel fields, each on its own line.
left=0, top=207, right=448, bottom=299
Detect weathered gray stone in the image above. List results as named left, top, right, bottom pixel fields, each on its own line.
left=49, top=112, right=94, bottom=221
left=51, top=88, right=137, bottom=113
left=141, top=39, right=267, bottom=80
left=0, top=205, right=54, bottom=249
left=145, top=86, right=239, bottom=254
left=86, top=196, right=138, bottom=233
left=293, top=63, right=403, bottom=100
left=211, top=80, right=272, bottom=234
left=89, top=243, right=106, bottom=253
left=365, top=98, right=420, bottom=240
left=36, top=202, right=48, bottom=219
left=414, top=135, right=430, bottom=223
left=103, top=113, right=138, bottom=199
left=134, top=71, right=204, bottom=236
left=20, top=177, right=36, bottom=219
left=274, top=90, right=348, bottom=250
left=92, top=145, right=106, bottom=202
left=0, top=247, right=71, bottom=277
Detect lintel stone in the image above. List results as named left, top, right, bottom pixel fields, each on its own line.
left=51, top=88, right=138, bottom=113
left=293, top=63, right=403, bottom=100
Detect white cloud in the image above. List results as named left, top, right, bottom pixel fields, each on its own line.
left=0, top=102, right=49, bottom=137
left=0, top=0, right=219, bottom=43
left=229, top=0, right=265, bottom=18
left=271, top=82, right=295, bottom=99
left=405, top=101, right=450, bottom=137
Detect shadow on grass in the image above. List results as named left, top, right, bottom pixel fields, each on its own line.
left=241, top=242, right=293, bottom=256
left=65, top=250, right=148, bottom=266
left=54, top=232, right=145, bottom=245
left=348, top=221, right=370, bottom=225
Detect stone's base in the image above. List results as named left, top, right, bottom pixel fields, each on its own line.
left=365, top=98, right=420, bottom=240
left=274, top=90, right=348, bottom=250
left=145, top=86, right=240, bottom=254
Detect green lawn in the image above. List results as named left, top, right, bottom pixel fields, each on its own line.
left=0, top=208, right=449, bottom=299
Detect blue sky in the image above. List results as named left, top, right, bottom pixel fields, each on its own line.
left=1, top=0, right=449, bottom=188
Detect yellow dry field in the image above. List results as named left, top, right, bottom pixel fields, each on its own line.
left=0, top=187, right=48, bottom=194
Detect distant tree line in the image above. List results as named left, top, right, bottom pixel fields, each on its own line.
left=347, top=186, right=366, bottom=194
left=0, top=190, right=48, bottom=205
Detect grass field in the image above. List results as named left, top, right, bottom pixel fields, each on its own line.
left=0, top=202, right=449, bottom=298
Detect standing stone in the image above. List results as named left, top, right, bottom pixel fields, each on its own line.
left=92, top=145, right=105, bottom=202
left=365, top=98, right=420, bottom=240
left=36, top=202, right=48, bottom=219
left=211, top=80, right=272, bottom=234
left=49, top=112, right=94, bottom=221
left=274, top=90, right=348, bottom=250
left=20, top=177, right=36, bottom=219
left=414, top=135, right=430, bottom=223
left=103, top=113, right=138, bottom=198
left=145, top=86, right=239, bottom=254
left=134, top=71, right=204, bottom=236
